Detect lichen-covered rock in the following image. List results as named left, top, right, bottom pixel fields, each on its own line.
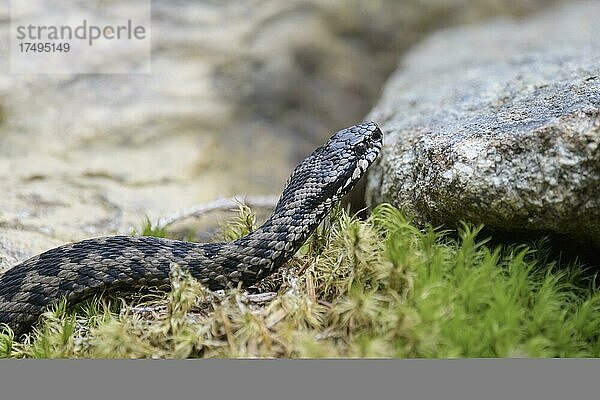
left=366, top=2, right=600, bottom=246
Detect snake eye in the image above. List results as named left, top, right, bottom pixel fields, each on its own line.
left=372, top=128, right=382, bottom=141
left=355, top=143, right=366, bottom=156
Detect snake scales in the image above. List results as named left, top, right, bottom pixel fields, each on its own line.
left=0, top=122, right=382, bottom=335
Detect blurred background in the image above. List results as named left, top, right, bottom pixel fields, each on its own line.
left=0, top=0, right=565, bottom=267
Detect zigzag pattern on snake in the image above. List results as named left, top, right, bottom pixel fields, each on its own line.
left=0, top=122, right=383, bottom=335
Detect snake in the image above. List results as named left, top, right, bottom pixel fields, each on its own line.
left=0, top=122, right=382, bottom=335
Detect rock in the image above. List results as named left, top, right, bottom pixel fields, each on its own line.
left=366, top=2, right=600, bottom=247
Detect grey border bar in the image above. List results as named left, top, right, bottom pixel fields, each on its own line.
left=0, top=359, right=599, bottom=400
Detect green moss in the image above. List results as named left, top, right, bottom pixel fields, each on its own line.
left=132, top=217, right=168, bottom=238
left=2, top=203, right=599, bottom=358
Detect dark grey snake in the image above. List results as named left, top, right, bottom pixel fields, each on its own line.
left=0, top=122, right=382, bottom=335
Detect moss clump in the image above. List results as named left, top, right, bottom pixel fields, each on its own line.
left=2, top=204, right=599, bottom=358
left=132, top=217, right=168, bottom=238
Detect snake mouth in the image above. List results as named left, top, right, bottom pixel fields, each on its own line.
left=351, top=158, right=371, bottom=181
left=342, top=148, right=381, bottom=195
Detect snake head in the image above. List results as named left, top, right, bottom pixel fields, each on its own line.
left=274, top=121, right=383, bottom=216
left=322, top=121, right=383, bottom=199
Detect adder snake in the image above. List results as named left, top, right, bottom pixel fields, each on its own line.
left=0, top=122, right=382, bottom=334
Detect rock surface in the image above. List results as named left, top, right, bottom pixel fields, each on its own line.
left=366, top=2, right=600, bottom=246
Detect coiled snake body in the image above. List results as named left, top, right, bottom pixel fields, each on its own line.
left=0, top=122, right=382, bottom=334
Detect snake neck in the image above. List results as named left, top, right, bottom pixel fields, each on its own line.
left=230, top=193, right=334, bottom=279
